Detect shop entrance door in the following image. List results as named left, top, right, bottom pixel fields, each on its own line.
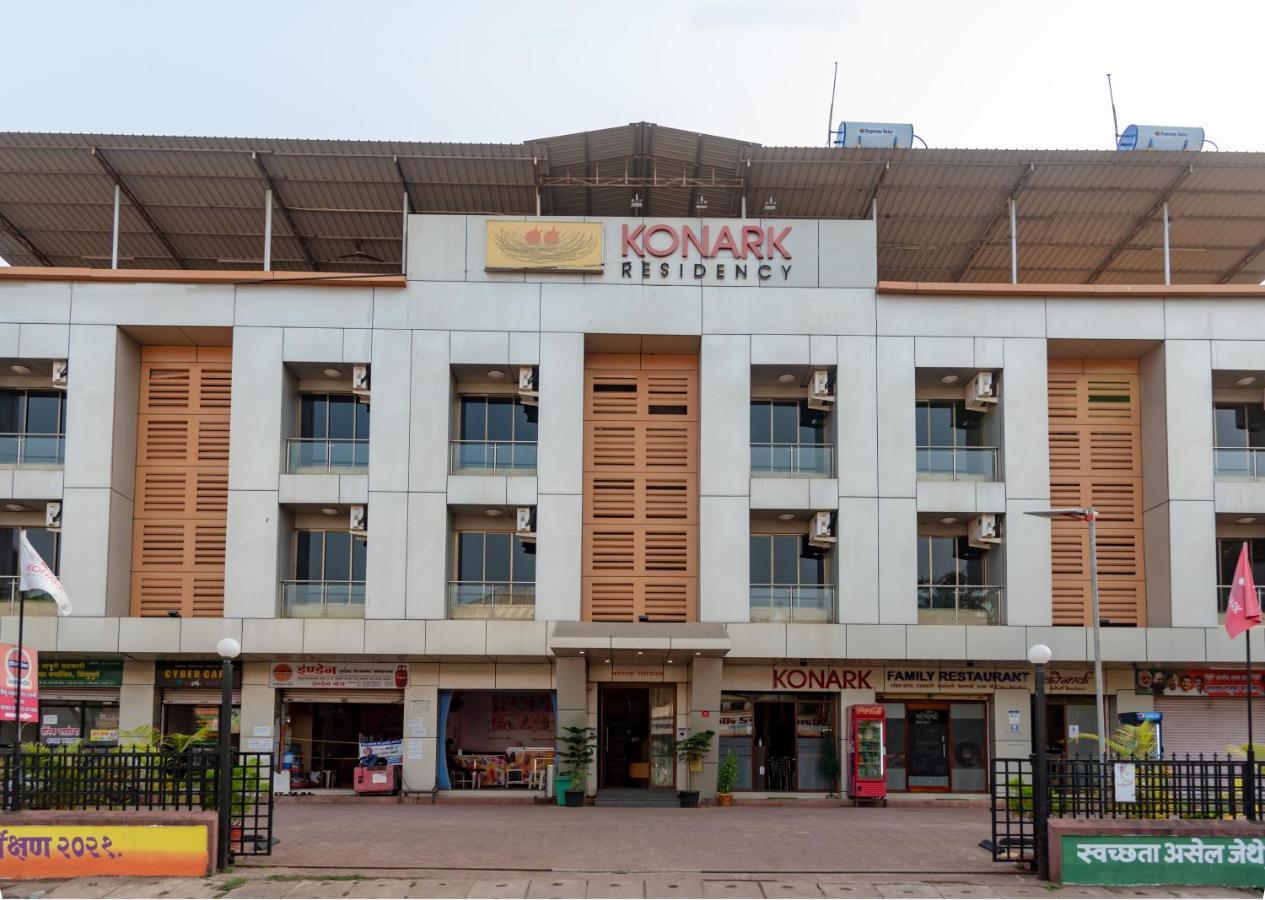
left=599, top=685, right=675, bottom=790
left=906, top=703, right=950, bottom=792
left=753, top=701, right=797, bottom=790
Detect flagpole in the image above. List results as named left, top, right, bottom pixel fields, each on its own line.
left=8, top=581, right=24, bottom=812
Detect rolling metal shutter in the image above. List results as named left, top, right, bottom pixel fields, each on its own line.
left=161, top=690, right=241, bottom=706
left=40, top=689, right=120, bottom=702
left=1153, top=696, right=1265, bottom=757
left=281, top=690, right=404, bottom=704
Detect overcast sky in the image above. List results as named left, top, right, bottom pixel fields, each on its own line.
left=4, top=0, right=1262, bottom=151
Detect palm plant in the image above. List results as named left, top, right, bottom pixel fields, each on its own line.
left=1071, top=720, right=1157, bottom=758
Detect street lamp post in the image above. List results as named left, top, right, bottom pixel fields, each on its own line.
left=215, top=637, right=241, bottom=872
left=1026, top=506, right=1107, bottom=762
left=1028, top=642, right=1053, bottom=881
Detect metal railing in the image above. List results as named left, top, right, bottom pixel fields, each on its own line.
left=450, top=440, right=538, bottom=473
left=285, top=437, right=368, bottom=473
left=917, top=585, right=1003, bottom=625
left=750, top=443, right=835, bottom=477
left=447, top=582, right=536, bottom=619
left=1, top=749, right=274, bottom=857
left=1, top=575, right=59, bottom=616
left=281, top=580, right=365, bottom=618
left=916, top=445, right=997, bottom=480
left=1218, top=583, right=1265, bottom=615
left=749, top=585, right=836, bottom=623
left=1214, top=446, right=1265, bottom=480
left=0, top=432, right=65, bottom=467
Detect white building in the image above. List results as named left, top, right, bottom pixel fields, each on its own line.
left=2, top=125, right=1265, bottom=799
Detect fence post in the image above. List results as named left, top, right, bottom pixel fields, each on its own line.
left=1246, top=748, right=1257, bottom=822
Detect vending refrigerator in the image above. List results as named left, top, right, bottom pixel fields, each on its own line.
left=847, top=704, right=888, bottom=804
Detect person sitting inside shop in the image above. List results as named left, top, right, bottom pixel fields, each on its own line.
left=358, top=749, right=385, bottom=768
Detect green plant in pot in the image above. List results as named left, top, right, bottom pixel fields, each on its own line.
left=716, top=750, right=739, bottom=807
left=558, top=725, right=596, bottom=807
left=674, top=729, right=714, bottom=808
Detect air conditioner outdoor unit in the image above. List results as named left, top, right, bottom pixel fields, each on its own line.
left=51, top=360, right=68, bottom=390
left=352, top=364, right=370, bottom=401
left=45, top=501, right=62, bottom=532
left=349, top=505, right=368, bottom=534
left=517, top=366, right=539, bottom=407
left=516, top=506, right=537, bottom=543
left=964, top=371, right=997, bottom=411
left=807, top=369, right=835, bottom=411
left=968, top=513, right=1001, bottom=549
left=808, top=510, right=836, bottom=548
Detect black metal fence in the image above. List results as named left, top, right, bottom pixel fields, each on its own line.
left=1, top=749, right=274, bottom=858
left=990, top=754, right=1262, bottom=869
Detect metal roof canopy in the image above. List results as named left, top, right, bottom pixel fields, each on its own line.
left=3, top=122, right=1265, bottom=284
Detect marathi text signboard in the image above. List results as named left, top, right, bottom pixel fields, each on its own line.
left=1135, top=666, right=1264, bottom=698
left=0, top=825, right=210, bottom=877
left=1062, top=836, right=1265, bottom=888
left=269, top=661, right=408, bottom=690
left=40, top=659, right=123, bottom=688
left=1, top=642, right=38, bottom=724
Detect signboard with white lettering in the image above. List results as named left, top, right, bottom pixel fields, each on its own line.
left=269, top=661, right=408, bottom=690
left=1062, top=836, right=1265, bottom=888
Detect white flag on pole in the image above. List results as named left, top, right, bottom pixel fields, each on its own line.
left=19, top=529, right=71, bottom=616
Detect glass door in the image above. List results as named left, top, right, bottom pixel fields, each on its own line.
left=649, top=685, right=675, bottom=789
left=855, top=719, right=885, bottom=781
left=906, top=703, right=950, bottom=791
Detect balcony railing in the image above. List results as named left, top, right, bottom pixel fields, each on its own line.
left=447, top=582, right=536, bottom=619
left=1218, top=584, right=1265, bottom=617
left=281, top=580, right=365, bottom=618
left=749, top=585, right=836, bottom=623
left=0, top=433, right=65, bottom=467
left=917, top=585, right=1002, bottom=625
left=1214, top=447, right=1265, bottom=480
left=285, top=438, right=368, bottom=473
left=450, top=441, right=537, bottom=474
left=0, top=575, right=59, bottom=616
left=750, top=443, right=835, bottom=477
left=916, top=446, right=997, bottom=481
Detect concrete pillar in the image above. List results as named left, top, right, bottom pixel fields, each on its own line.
left=993, top=688, right=1030, bottom=761
left=118, top=659, right=157, bottom=742
left=555, top=656, right=588, bottom=793
left=690, top=657, right=722, bottom=798
left=401, top=673, right=439, bottom=793
left=238, top=661, right=275, bottom=754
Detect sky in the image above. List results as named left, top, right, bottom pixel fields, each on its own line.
left=4, top=0, right=1264, bottom=152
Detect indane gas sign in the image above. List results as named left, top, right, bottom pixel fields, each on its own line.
left=621, top=222, right=794, bottom=282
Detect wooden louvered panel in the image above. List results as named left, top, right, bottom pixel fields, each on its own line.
left=583, top=526, right=698, bottom=575
left=587, top=580, right=637, bottom=622
left=585, top=475, right=694, bottom=521
left=590, top=426, right=636, bottom=468
left=589, top=530, right=636, bottom=570
left=131, top=347, right=230, bottom=617
left=643, top=580, right=692, bottom=622
left=583, top=578, right=694, bottom=623
left=585, top=422, right=696, bottom=472
left=1047, top=358, right=1145, bottom=626
left=588, top=374, right=640, bottom=418
left=590, top=478, right=636, bottom=518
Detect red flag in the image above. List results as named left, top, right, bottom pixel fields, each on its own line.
left=1225, top=542, right=1262, bottom=639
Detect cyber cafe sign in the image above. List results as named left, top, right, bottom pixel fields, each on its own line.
left=619, top=222, right=795, bottom=283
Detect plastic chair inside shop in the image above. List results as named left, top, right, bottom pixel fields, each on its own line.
left=449, top=760, right=476, bottom=790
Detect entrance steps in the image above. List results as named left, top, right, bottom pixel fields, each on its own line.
left=594, top=788, right=680, bottom=808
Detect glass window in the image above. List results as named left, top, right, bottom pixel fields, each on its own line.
left=751, top=534, right=828, bottom=587
left=0, top=527, right=59, bottom=576
left=327, top=395, right=356, bottom=439
left=300, top=394, right=327, bottom=439
left=484, top=533, right=511, bottom=582
left=750, top=400, right=827, bottom=446
left=512, top=534, right=536, bottom=583
left=459, top=397, right=486, bottom=441
left=459, top=395, right=536, bottom=443
left=486, top=398, right=514, bottom=442
left=1218, top=538, right=1265, bottom=586
left=300, top=393, right=368, bottom=441
left=1215, top=404, right=1265, bottom=449
left=293, top=530, right=365, bottom=582
left=750, top=403, right=771, bottom=444
left=323, top=532, right=351, bottom=581
left=457, top=533, right=484, bottom=582
left=919, top=536, right=987, bottom=586
left=0, top=389, right=65, bottom=436
left=455, top=532, right=536, bottom=583
left=916, top=400, right=983, bottom=448
left=771, top=535, right=799, bottom=584
left=749, top=536, right=772, bottom=585
left=949, top=703, right=988, bottom=792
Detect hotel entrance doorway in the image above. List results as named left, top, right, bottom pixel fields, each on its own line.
left=598, top=684, right=675, bottom=790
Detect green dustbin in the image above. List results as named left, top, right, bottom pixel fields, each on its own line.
left=554, top=772, right=572, bottom=806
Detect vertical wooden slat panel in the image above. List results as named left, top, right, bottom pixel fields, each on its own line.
left=1047, top=358, right=1146, bottom=626
left=131, top=346, right=231, bottom=617
left=582, top=355, right=698, bottom=623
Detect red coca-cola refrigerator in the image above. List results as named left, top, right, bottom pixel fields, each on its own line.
left=847, top=704, right=887, bottom=804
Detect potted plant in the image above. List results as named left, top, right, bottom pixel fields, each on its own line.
left=558, top=725, right=596, bottom=808
left=674, top=729, right=714, bottom=808
left=716, top=750, right=739, bottom=807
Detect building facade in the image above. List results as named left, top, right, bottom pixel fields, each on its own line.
left=2, top=210, right=1263, bottom=798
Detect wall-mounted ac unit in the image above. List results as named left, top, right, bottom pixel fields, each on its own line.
left=51, top=360, right=68, bottom=390
left=964, top=371, right=997, bottom=411
left=517, top=366, right=539, bottom=407
left=349, top=505, right=368, bottom=534
left=352, top=364, right=370, bottom=401
left=516, top=506, right=537, bottom=543
left=968, top=513, right=1001, bottom=549
left=808, top=510, right=836, bottom=548
left=45, top=501, right=62, bottom=532
left=807, top=369, right=835, bottom=411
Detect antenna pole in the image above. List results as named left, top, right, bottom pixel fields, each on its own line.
left=826, top=61, right=839, bottom=147
left=1106, top=73, right=1120, bottom=148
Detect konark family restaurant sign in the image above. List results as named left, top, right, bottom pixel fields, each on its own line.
left=269, top=661, right=408, bottom=690
left=764, top=665, right=1096, bottom=693
left=883, top=666, right=1031, bottom=693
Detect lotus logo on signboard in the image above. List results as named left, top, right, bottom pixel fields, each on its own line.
left=485, top=220, right=603, bottom=272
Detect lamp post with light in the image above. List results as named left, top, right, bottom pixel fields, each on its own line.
left=1026, top=506, right=1107, bottom=761
left=1028, top=642, right=1053, bottom=881
left=215, top=637, right=240, bottom=871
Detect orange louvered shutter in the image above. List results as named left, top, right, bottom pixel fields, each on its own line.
left=582, top=354, right=697, bottom=623
left=132, top=347, right=231, bottom=617
left=1047, top=358, right=1145, bottom=626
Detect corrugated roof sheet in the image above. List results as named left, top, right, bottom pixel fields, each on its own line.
left=2, top=123, right=1265, bottom=283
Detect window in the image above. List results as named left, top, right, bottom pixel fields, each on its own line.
left=450, top=531, right=536, bottom=618
left=1217, top=537, right=1265, bottom=614
left=0, top=527, right=59, bottom=611
left=749, top=534, right=832, bottom=623
left=453, top=396, right=538, bottom=471
left=915, top=400, right=993, bottom=479
left=291, top=393, right=369, bottom=471
left=750, top=400, right=832, bottom=475
left=1214, top=404, right=1265, bottom=478
left=0, top=389, right=66, bottom=465
left=285, top=529, right=366, bottom=617
left=718, top=693, right=836, bottom=792
left=916, top=536, right=999, bottom=625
